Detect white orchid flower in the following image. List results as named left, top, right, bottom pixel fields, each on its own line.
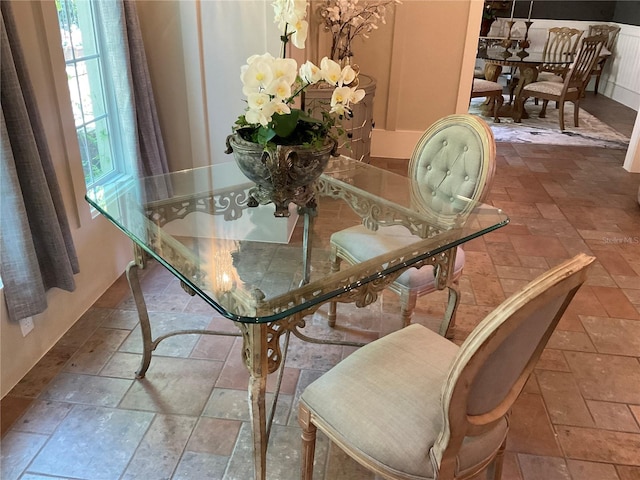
left=329, top=103, right=347, bottom=116
left=246, top=52, right=275, bottom=65
left=273, top=0, right=308, bottom=48
left=272, top=58, right=298, bottom=85
left=241, top=59, right=274, bottom=91
left=245, top=108, right=270, bottom=126
left=261, top=101, right=277, bottom=120
left=272, top=0, right=289, bottom=27
left=330, top=86, right=352, bottom=114
left=292, top=0, right=308, bottom=17
left=349, top=87, right=366, bottom=104
left=247, top=92, right=271, bottom=111
left=267, top=78, right=293, bottom=100
left=271, top=100, right=291, bottom=115
left=320, top=57, right=342, bottom=85
left=339, top=65, right=356, bottom=86
left=290, top=18, right=308, bottom=49
left=299, top=61, right=322, bottom=84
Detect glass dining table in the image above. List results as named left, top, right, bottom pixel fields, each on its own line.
left=86, top=156, right=509, bottom=480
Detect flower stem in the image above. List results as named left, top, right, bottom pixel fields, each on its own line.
left=281, top=24, right=289, bottom=59
left=287, top=81, right=311, bottom=105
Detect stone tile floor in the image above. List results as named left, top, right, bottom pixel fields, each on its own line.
left=2, top=103, right=640, bottom=479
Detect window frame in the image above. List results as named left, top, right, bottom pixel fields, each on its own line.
left=55, top=0, right=128, bottom=194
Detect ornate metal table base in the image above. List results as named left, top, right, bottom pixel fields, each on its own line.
left=125, top=258, right=403, bottom=480
left=124, top=245, right=456, bottom=480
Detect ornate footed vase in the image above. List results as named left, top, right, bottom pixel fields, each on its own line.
left=225, top=133, right=338, bottom=217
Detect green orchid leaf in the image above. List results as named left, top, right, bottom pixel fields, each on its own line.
left=298, top=110, right=323, bottom=125
left=256, top=126, right=276, bottom=145
left=271, top=110, right=300, bottom=138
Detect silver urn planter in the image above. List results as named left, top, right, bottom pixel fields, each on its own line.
left=225, top=133, right=338, bottom=217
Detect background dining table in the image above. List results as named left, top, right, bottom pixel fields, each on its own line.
left=476, top=45, right=575, bottom=121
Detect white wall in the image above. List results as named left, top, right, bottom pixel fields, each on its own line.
left=1, top=1, right=133, bottom=398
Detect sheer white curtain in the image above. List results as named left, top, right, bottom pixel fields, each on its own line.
left=95, top=0, right=170, bottom=200
left=200, top=1, right=282, bottom=163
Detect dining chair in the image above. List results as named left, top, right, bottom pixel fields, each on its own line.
left=299, top=253, right=595, bottom=480
left=470, top=78, right=504, bottom=123
left=327, top=114, right=496, bottom=339
left=508, top=27, right=584, bottom=105
left=518, top=35, right=606, bottom=131
left=586, top=24, right=621, bottom=95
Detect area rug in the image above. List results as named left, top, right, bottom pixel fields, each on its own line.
left=469, top=97, right=630, bottom=149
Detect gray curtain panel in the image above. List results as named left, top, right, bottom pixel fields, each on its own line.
left=1, top=2, right=79, bottom=322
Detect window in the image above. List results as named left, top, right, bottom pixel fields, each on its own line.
left=56, top=0, right=123, bottom=191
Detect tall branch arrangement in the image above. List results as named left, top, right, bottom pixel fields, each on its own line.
left=318, top=0, right=400, bottom=63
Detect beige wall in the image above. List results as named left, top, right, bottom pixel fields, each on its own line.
left=136, top=1, right=195, bottom=171
left=138, top=0, right=483, bottom=168
left=1, top=1, right=132, bottom=398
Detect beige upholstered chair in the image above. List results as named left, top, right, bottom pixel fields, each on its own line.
left=518, top=35, right=606, bottom=131
left=471, top=79, right=504, bottom=123
left=586, top=24, right=620, bottom=94
left=299, top=253, right=595, bottom=480
left=328, top=114, right=496, bottom=338
left=508, top=27, right=584, bottom=104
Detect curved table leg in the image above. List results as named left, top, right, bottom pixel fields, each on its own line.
left=125, top=261, right=153, bottom=379
left=514, top=65, right=539, bottom=122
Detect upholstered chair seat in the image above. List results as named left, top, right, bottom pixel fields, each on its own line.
left=471, top=79, right=503, bottom=123
left=300, top=324, right=508, bottom=479
left=299, top=254, right=595, bottom=480
left=332, top=226, right=466, bottom=335
left=524, top=81, right=578, bottom=96
left=328, top=114, right=496, bottom=338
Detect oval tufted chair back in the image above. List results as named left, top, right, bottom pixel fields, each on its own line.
left=408, top=114, right=496, bottom=228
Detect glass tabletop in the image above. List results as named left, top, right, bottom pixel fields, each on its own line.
left=86, top=157, right=509, bottom=323
left=478, top=47, right=575, bottom=65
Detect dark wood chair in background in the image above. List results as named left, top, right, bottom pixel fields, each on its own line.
left=586, top=24, right=621, bottom=95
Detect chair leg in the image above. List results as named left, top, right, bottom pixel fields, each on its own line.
left=327, top=254, right=342, bottom=327
left=440, top=284, right=460, bottom=339
left=573, top=100, right=580, bottom=127
left=299, top=403, right=317, bottom=480
left=558, top=101, right=565, bottom=131
left=486, top=438, right=507, bottom=480
left=492, top=93, right=503, bottom=123
left=328, top=301, right=337, bottom=327
left=400, top=291, right=417, bottom=328
left=508, top=80, right=516, bottom=105
left=594, top=72, right=601, bottom=95
left=539, top=99, right=548, bottom=118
